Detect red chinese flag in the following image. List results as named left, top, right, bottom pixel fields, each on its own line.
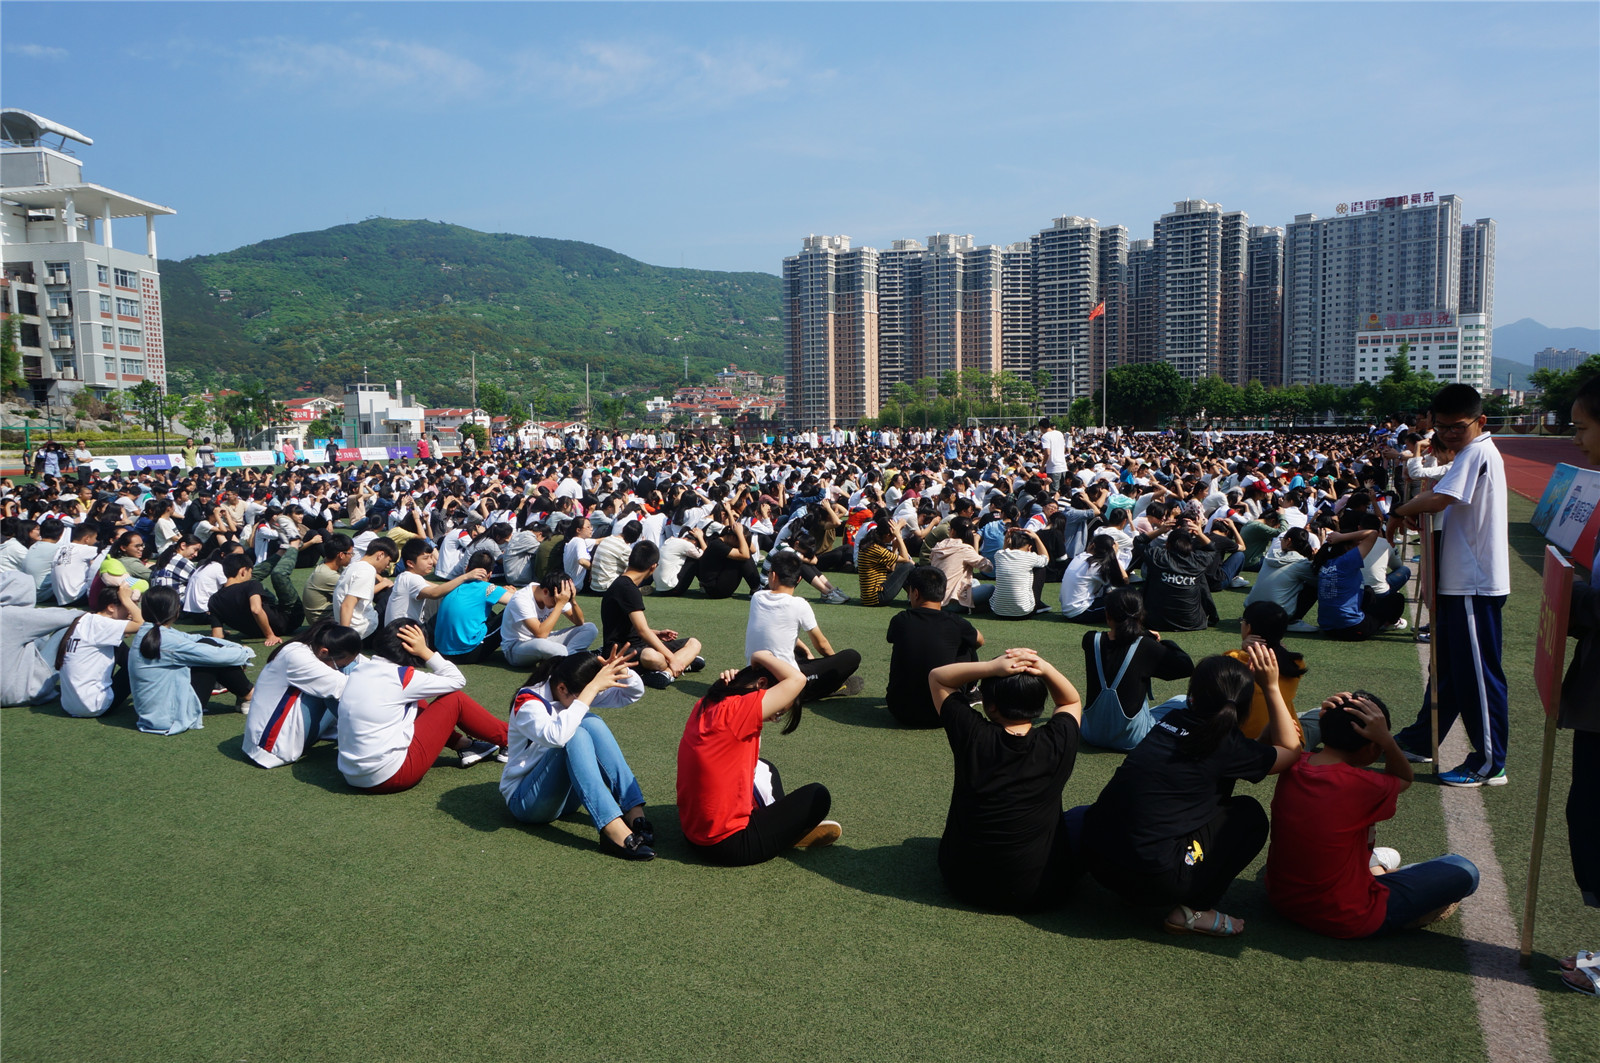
left=1089, top=301, right=1105, bottom=320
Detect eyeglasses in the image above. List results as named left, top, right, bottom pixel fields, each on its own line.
left=1432, top=418, right=1479, bottom=435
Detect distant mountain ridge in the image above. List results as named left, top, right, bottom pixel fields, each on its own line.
left=1492, top=318, right=1598, bottom=363
left=159, top=218, right=783, bottom=409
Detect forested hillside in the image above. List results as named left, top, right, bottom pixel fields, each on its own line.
left=159, top=219, right=783, bottom=411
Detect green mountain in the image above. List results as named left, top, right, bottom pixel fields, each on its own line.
left=158, top=218, right=783, bottom=411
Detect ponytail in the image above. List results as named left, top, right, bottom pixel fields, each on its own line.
left=138, top=585, right=183, bottom=659
left=1176, top=655, right=1256, bottom=758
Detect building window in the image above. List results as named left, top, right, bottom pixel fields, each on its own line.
left=117, top=327, right=141, bottom=346
left=116, top=297, right=141, bottom=316
left=114, top=267, right=138, bottom=287
left=120, top=358, right=145, bottom=375
left=101, top=325, right=114, bottom=345
left=45, top=262, right=71, bottom=282
left=99, top=294, right=112, bottom=314
left=51, top=324, right=73, bottom=342
left=97, top=264, right=109, bottom=284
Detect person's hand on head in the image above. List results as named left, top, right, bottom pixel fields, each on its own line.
left=396, top=623, right=431, bottom=659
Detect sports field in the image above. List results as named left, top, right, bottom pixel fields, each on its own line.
left=2, top=493, right=1589, bottom=1063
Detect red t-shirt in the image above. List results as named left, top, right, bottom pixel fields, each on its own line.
left=1266, top=753, right=1404, bottom=938
left=676, top=690, right=765, bottom=846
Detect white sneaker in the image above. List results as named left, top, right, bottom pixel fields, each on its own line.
left=1387, top=617, right=1409, bottom=631
left=1370, top=847, right=1402, bottom=873
left=456, top=740, right=500, bottom=768
left=1229, top=575, right=1251, bottom=589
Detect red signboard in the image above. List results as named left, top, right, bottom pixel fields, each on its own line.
left=1535, top=546, right=1574, bottom=717
left=337, top=447, right=362, bottom=461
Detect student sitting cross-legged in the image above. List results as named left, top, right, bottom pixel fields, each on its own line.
left=499, top=572, right=605, bottom=669
left=1266, top=689, right=1478, bottom=937
left=884, top=566, right=983, bottom=728
left=926, top=647, right=1084, bottom=911
left=600, top=540, right=703, bottom=690
left=745, top=552, right=863, bottom=703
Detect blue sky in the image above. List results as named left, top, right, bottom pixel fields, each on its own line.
left=4, top=1, right=1596, bottom=329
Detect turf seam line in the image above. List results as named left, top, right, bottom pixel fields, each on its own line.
left=1416, top=638, right=1552, bottom=1063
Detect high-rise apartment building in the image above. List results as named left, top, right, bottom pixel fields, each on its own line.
left=876, top=239, right=924, bottom=403
left=1354, top=311, right=1486, bottom=389
left=1219, top=211, right=1249, bottom=384
left=1, top=109, right=175, bottom=402
left=1155, top=200, right=1227, bottom=382
left=1126, top=239, right=1159, bottom=366
left=1095, top=225, right=1129, bottom=386
left=1282, top=193, right=1469, bottom=385
left=1535, top=348, right=1593, bottom=373
left=1031, top=216, right=1099, bottom=414
left=1245, top=226, right=1284, bottom=387
left=1000, top=241, right=1035, bottom=380
left=782, top=235, right=879, bottom=430
left=1460, top=217, right=1496, bottom=377
left=920, top=233, right=1001, bottom=381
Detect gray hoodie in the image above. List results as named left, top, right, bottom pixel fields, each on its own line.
left=1, top=570, right=82, bottom=705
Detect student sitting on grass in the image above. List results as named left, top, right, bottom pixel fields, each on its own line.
left=1224, top=601, right=1309, bottom=744
left=1310, top=527, right=1409, bottom=640
left=884, top=566, right=984, bottom=728
left=856, top=512, right=915, bottom=607
left=56, top=581, right=143, bottom=718
left=500, top=572, right=605, bottom=668
left=385, top=536, right=487, bottom=629
left=1266, top=689, right=1477, bottom=938
left=744, top=552, right=863, bottom=703
left=677, top=651, right=841, bottom=866
left=1078, top=587, right=1195, bottom=752
left=1076, top=643, right=1301, bottom=938
left=601, top=540, right=704, bottom=690
left=130, top=585, right=256, bottom=734
left=502, top=649, right=655, bottom=861
left=243, top=621, right=364, bottom=769
left=927, top=647, right=1085, bottom=911
left=430, top=551, right=516, bottom=665
left=336, top=619, right=508, bottom=793
left=209, top=552, right=302, bottom=647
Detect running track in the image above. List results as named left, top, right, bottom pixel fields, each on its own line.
left=1493, top=435, right=1599, bottom=501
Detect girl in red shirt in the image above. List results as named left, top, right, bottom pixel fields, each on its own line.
left=676, top=650, right=840, bottom=865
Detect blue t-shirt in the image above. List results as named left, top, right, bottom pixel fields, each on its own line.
left=433, top=582, right=503, bottom=656
left=1316, top=549, right=1365, bottom=630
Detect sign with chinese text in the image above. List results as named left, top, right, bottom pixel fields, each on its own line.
left=1337, top=192, right=1435, bottom=214
left=1535, top=547, right=1573, bottom=717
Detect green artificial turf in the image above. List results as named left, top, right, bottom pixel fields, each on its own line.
left=2, top=529, right=1586, bottom=1062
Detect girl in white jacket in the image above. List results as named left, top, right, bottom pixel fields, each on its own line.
left=243, top=620, right=363, bottom=768
left=501, top=649, right=653, bottom=860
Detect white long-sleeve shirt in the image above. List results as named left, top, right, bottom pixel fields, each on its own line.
left=336, top=653, right=465, bottom=788
left=498, top=676, right=644, bottom=802
left=244, top=643, right=360, bottom=769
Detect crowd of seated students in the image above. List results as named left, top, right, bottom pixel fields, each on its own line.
left=1, top=404, right=1592, bottom=984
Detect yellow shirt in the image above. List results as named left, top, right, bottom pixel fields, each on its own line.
left=1225, top=647, right=1306, bottom=745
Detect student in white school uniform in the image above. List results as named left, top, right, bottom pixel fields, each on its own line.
left=502, top=648, right=655, bottom=860
left=50, top=522, right=101, bottom=606
left=385, top=537, right=486, bottom=629
left=334, top=537, right=398, bottom=645
left=499, top=572, right=609, bottom=670
left=335, top=619, right=509, bottom=793
left=57, top=582, right=144, bottom=718
left=744, top=553, right=863, bottom=703
left=243, top=621, right=364, bottom=769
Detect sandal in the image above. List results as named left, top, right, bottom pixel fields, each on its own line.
left=1558, top=950, right=1599, bottom=997
left=1163, top=905, right=1243, bottom=937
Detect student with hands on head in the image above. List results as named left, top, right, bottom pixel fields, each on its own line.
left=927, top=647, right=1086, bottom=911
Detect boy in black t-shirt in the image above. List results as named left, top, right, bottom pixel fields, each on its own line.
left=209, top=552, right=302, bottom=645
left=885, top=567, right=983, bottom=728
left=601, top=540, right=703, bottom=689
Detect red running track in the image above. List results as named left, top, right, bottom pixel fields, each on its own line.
left=1494, top=435, right=1599, bottom=501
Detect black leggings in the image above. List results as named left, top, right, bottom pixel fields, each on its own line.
left=442, top=628, right=503, bottom=666
left=191, top=665, right=253, bottom=707
left=659, top=557, right=700, bottom=597
left=814, top=546, right=851, bottom=572
left=691, top=782, right=832, bottom=867
left=798, top=649, right=861, bottom=703
left=1087, top=795, right=1267, bottom=912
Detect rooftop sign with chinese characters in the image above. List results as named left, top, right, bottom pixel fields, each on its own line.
left=1336, top=192, right=1435, bottom=215
left=1361, top=310, right=1454, bottom=331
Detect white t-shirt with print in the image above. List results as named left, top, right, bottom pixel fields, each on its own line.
left=59, top=612, right=129, bottom=717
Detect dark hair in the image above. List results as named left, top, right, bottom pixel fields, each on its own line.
left=1319, top=689, right=1391, bottom=752
left=1177, top=655, right=1257, bottom=758
left=769, top=552, right=802, bottom=588
left=1240, top=600, right=1308, bottom=679
left=906, top=565, right=946, bottom=603
left=627, top=540, right=660, bottom=570
left=1431, top=383, right=1484, bottom=421
left=1575, top=374, right=1600, bottom=421
left=1083, top=534, right=1126, bottom=585
left=1103, top=586, right=1146, bottom=642
left=91, top=581, right=124, bottom=613
left=464, top=549, right=496, bottom=574
left=375, top=619, right=429, bottom=668
left=979, top=671, right=1048, bottom=722
left=137, top=585, right=184, bottom=659
left=266, top=619, right=362, bottom=665
left=1282, top=526, right=1314, bottom=558
left=519, top=652, right=605, bottom=704
left=152, top=533, right=203, bottom=571
left=363, top=536, right=399, bottom=561
left=619, top=521, right=642, bottom=544
left=702, top=662, right=802, bottom=735
left=221, top=553, right=254, bottom=579
left=401, top=537, right=435, bottom=566
left=322, top=533, right=355, bottom=560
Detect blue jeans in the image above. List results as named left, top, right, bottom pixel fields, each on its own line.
left=506, top=715, right=643, bottom=834
left=1220, top=550, right=1247, bottom=582
left=1375, top=854, right=1479, bottom=934
left=971, top=582, right=997, bottom=610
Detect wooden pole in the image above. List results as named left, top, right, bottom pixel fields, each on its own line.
left=1519, top=713, right=1561, bottom=968
left=1423, top=511, right=1441, bottom=772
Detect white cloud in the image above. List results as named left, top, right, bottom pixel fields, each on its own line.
left=242, top=37, right=488, bottom=101
left=515, top=37, right=818, bottom=111
left=6, top=43, right=69, bottom=61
